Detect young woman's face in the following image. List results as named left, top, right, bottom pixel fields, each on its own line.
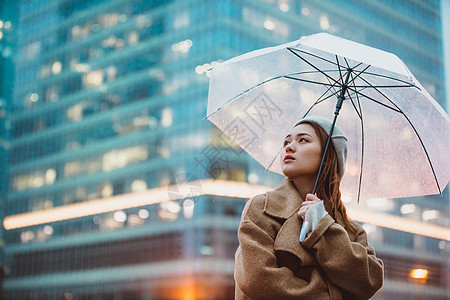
left=280, top=123, right=323, bottom=179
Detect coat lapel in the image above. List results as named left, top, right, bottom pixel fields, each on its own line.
left=264, top=180, right=306, bottom=256
left=263, top=179, right=303, bottom=219
left=264, top=179, right=319, bottom=266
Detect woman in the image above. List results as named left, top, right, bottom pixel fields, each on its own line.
left=234, top=116, right=384, bottom=299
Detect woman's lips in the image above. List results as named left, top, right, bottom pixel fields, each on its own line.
left=284, top=155, right=295, bottom=162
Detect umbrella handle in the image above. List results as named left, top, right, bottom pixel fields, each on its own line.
left=299, top=220, right=309, bottom=242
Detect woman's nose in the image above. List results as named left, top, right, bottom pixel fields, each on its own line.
left=285, top=143, right=295, bottom=153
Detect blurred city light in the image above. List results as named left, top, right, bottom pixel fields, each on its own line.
left=400, top=203, right=416, bottom=214
left=113, top=211, right=127, bottom=223
left=320, top=15, right=330, bottom=30
left=264, top=19, right=275, bottom=30
left=84, top=70, right=103, bottom=87
left=45, top=168, right=56, bottom=184
left=195, top=61, right=220, bottom=77
left=43, top=225, right=53, bottom=235
left=74, top=63, right=90, bottom=73
left=138, top=209, right=149, bottom=219
left=4, top=180, right=450, bottom=241
left=131, top=179, right=147, bottom=193
left=301, top=7, right=310, bottom=16
left=247, top=173, right=259, bottom=184
left=171, top=39, right=193, bottom=53
left=52, top=61, right=62, bottom=74
left=410, top=268, right=429, bottom=280
left=183, top=199, right=195, bottom=219
left=161, top=108, right=173, bottom=127
left=30, top=93, right=39, bottom=102
left=279, top=2, right=289, bottom=12
left=422, top=210, right=439, bottom=221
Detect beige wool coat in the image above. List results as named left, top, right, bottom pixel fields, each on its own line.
left=234, top=179, right=384, bottom=299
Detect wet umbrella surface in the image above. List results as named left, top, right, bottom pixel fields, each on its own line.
left=207, top=33, right=450, bottom=204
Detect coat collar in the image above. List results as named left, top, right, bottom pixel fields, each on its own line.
left=264, top=179, right=304, bottom=219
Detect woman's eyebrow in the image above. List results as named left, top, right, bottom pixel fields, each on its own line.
left=284, top=133, right=313, bottom=139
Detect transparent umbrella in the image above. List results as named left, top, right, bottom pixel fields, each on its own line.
left=206, top=33, right=450, bottom=205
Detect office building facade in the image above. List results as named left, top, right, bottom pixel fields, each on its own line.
left=1, top=0, right=448, bottom=299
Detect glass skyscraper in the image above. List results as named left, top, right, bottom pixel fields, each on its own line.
left=1, top=0, right=448, bottom=299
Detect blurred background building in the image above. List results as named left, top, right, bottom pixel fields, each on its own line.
left=0, top=0, right=448, bottom=299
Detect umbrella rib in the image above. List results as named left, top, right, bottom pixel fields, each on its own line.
left=301, top=75, right=344, bottom=118
left=336, top=55, right=345, bottom=87
left=287, top=48, right=343, bottom=87
left=265, top=146, right=283, bottom=174
left=338, top=56, right=365, bottom=93
left=350, top=84, right=416, bottom=88
left=345, top=89, right=362, bottom=120
left=345, top=64, right=371, bottom=89
left=205, top=76, right=283, bottom=119
left=290, top=46, right=418, bottom=88
left=340, top=63, right=410, bottom=95
left=356, top=75, right=413, bottom=111
left=337, top=57, right=416, bottom=90
left=348, top=72, right=365, bottom=203
left=284, top=76, right=337, bottom=87
left=288, top=49, right=404, bottom=102
left=344, top=57, right=351, bottom=70
left=344, top=56, right=419, bottom=88
left=346, top=87, right=402, bottom=113
left=285, top=69, right=345, bottom=87
left=299, top=73, right=344, bottom=120
left=205, top=72, right=334, bottom=119
left=302, top=89, right=342, bottom=119
left=288, top=47, right=347, bottom=70
left=351, top=76, right=443, bottom=194
left=346, top=60, right=370, bottom=70
left=343, top=58, right=365, bottom=75
left=324, top=74, right=340, bottom=98
left=287, top=69, right=342, bottom=76
left=318, top=89, right=342, bottom=104
left=361, top=71, right=421, bottom=88
left=314, top=76, right=341, bottom=104
left=349, top=66, right=416, bottom=89
left=400, top=119, right=442, bottom=194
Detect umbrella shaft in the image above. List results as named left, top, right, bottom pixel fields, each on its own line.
left=335, top=70, right=352, bottom=113
left=312, top=114, right=338, bottom=195
left=312, top=70, right=351, bottom=194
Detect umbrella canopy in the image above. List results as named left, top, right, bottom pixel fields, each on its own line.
left=207, top=33, right=450, bottom=202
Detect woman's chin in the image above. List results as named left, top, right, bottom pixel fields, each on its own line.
left=281, top=166, right=299, bottom=178
left=282, top=166, right=316, bottom=180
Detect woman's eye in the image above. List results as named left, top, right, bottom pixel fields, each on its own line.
left=283, top=140, right=290, bottom=146
left=299, top=138, right=307, bottom=143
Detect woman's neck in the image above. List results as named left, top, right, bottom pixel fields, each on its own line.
left=291, top=176, right=316, bottom=201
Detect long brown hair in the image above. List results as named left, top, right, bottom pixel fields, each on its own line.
left=298, top=120, right=358, bottom=235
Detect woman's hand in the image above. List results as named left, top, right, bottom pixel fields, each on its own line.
left=297, top=193, right=321, bottom=220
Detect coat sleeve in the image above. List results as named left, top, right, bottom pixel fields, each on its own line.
left=302, top=214, right=384, bottom=299
left=234, top=195, right=320, bottom=299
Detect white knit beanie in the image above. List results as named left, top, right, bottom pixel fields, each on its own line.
left=297, top=116, right=348, bottom=179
